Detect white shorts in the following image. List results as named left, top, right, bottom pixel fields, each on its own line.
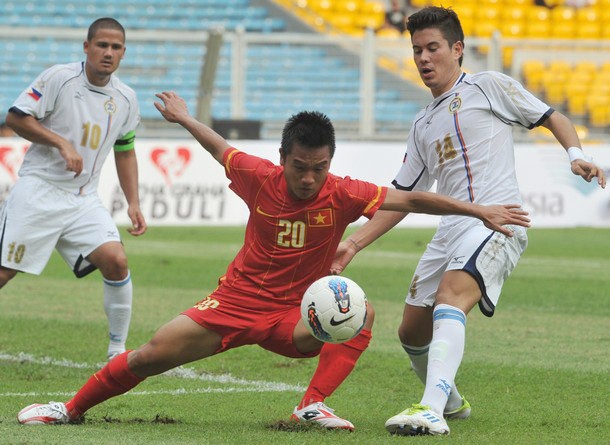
left=0, top=175, right=121, bottom=277
left=406, top=223, right=528, bottom=317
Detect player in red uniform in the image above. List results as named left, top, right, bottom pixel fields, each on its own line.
left=17, top=92, right=529, bottom=430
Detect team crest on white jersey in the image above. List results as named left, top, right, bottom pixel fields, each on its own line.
left=448, top=96, right=462, bottom=114
left=104, top=99, right=117, bottom=114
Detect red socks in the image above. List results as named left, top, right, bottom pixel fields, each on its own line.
left=65, top=351, right=144, bottom=419
left=298, top=329, right=372, bottom=409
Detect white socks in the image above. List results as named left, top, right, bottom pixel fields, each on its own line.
left=403, top=341, right=465, bottom=413
left=416, top=304, right=466, bottom=415
left=103, top=271, right=132, bottom=358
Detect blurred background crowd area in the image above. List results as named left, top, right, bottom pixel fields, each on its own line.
left=1, top=0, right=608, bottom=142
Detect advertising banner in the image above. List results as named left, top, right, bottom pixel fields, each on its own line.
left=0, top=138, right=608, bottom=228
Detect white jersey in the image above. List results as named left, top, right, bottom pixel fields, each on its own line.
left=394, top=71, right=552, bottom=235
left=11, top=62, right=140, bottom=195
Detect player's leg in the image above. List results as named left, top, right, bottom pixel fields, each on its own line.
left=87, top=241, right=132, bottom=359
left=0, top=266, right=18, bottom=288
left=387, top=225, right=527, bottom=435
left=18, top=314, right=222, bottom=424
left=58, top=196, right=132, bottom=359
left=399, top=304, right=469, bottom=419
left=0, top=176, right=64, bottom=283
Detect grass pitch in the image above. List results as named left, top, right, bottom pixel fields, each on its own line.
left=0, top=226, right=608, bottom=444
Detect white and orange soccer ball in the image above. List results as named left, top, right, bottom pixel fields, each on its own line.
left=301, top=275, right=368, bottom=344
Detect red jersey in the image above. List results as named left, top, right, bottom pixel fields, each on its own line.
left=220, top=148, right=387, bottom=307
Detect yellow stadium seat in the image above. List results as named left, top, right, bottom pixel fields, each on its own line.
left=453, top=4, right=475, bottom=21
left=600, top=25, right=610, bottom=39
left=500, top=21, right=525, bottom=38
left=589, top=104, right=610, bottom=127
left=566, top=90, right=589, bottom=117
left=576, top=23, right=600, bottom=39
left=357, top=13, right=384, bottom=30
left=476, top=5, right=500, bottom=21
left=527, top=6, right=551, bottom=21
left=574, top=60, right=598, bottom=73
left=503, top=47, right=515, bottom=68
left=551, top=6, right=576, bottom=22
left=473, top=21, right=499, bottom=38
left=548, top=60, right=571, bottom=74
left=545, top=83, right=566, bottom=105
left=501, top=6, right=526, bottom=21
left=549, top=21, right=575, bottom=38
left=526, top=21, right=550, bottom=38
left=459, top=16, right=475, bottom=36
left=576, top=6, right=598, bottom=22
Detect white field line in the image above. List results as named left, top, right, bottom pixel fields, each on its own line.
left=0, top=352, right=306, bottom=398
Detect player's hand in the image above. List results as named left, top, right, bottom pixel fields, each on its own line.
left=58, top=143, right=83, bottom=177
left=154, top=91, right=189, bottom=124
left=330, top=240, right=359, bottom=275
left=126, top=206, right=147, bottom=236
left=479, top=204, right=530, bottom=236
left=571, top=159, right=606, bottom=189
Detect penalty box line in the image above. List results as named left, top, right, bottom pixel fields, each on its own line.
left=0, top=352, right=306, bottom=398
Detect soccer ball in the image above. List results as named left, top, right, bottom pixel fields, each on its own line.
left=301, top=275, right=367, bottom=344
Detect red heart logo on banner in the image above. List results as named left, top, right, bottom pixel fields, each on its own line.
left=0, top=145, right=27, bottom=181
left=150, top=147, right=192, bottom=185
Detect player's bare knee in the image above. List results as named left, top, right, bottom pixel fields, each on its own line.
left=0, top=267, right=18, bottom=288
left=100, top=253, right=129, bottom=281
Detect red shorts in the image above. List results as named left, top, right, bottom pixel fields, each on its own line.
left=182, top=283, right=321, bottom=359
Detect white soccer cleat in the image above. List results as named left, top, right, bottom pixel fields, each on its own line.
left=17, top=402, right=71, bottom=425
left=385, top=403, right=449, bottom=436
left=290, top=402, right=354, bottom=431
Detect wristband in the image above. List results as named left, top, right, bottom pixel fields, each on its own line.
left=567, top=146, right=586, bottom=163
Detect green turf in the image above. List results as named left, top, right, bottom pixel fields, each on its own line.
left=0, top=227, right=608, bottom=444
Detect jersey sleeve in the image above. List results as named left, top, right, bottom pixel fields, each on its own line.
left=392, top=127, right=435, bottom=192
left=223, top=148, right=274, bottom=204
left=10, top=64, right=69, bottom=120
left=114, top=87, right=140, bottom=152
left=339, top=176, right=387, bottom=220
left=474, top=71, right=552, bottom=129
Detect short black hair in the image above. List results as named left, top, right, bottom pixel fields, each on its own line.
left=280, top=111, right=336, bottom=158
left=407, top=6, right=464, bottom=66
left=87, top=17, right=125, bottom=42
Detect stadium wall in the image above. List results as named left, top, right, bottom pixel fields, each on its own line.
left=0, top=138, right=608, bottom=227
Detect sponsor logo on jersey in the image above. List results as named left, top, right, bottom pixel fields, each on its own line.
left=255, top=205, right=276, bottom=217
left=448, top=96, right=462, bottom=114
left=450, top=255, right=465, bottom=265
left=104, top=99, right=117, bottom=114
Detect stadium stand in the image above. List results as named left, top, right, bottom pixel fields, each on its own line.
left=0, top=0, right=427, bottom=139
left=1, top=0, right=607, bottom=139
left=275, top=0, right=609, bottom=133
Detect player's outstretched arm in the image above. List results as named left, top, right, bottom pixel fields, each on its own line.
left=154, top=91, right=230, bottom=164
left=381, top=189, right=530, bottom=236
left=542, top=110, right=606, bottom=189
